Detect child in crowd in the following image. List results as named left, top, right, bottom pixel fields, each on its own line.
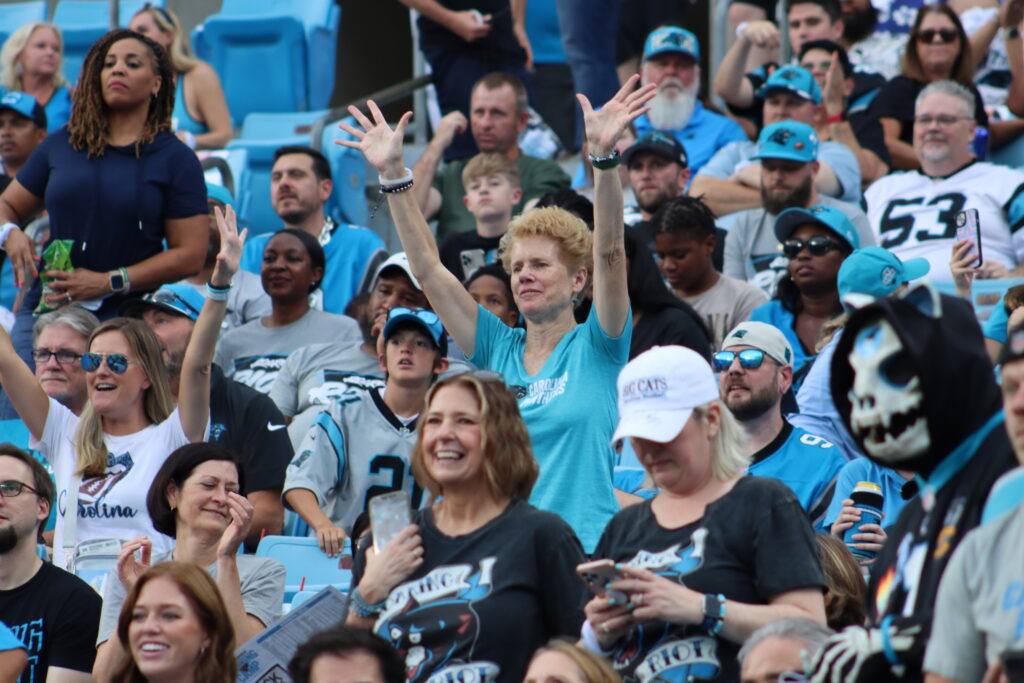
left=652, top=195, right=767, bottom=347
left=282, top=307, right=449, bottom=556
left=439, top=154, right=521, bottom=281
left=465, top=263, right=519, bottom=327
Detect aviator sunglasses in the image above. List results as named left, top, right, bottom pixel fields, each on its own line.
left=80, top=352, right=139, bottom=374
left=782, top=235, right=841, bottom=259
left=712, top=349, right=768, bottom=372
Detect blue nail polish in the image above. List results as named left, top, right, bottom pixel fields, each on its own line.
left=609, top=598, right=617, bottom=606
left=626, top=603, right=635, bottom=610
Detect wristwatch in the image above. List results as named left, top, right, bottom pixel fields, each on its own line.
left=701, top=593, right=727, bottom=634
left=108, top=267, right=129, bottom=293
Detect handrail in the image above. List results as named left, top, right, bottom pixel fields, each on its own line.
left=309, top=74, right=433, bottom=151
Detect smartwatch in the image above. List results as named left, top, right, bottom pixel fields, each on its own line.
left=701, top=593, right=726, bottom=634
left=108, top=268, right=129, bottom=293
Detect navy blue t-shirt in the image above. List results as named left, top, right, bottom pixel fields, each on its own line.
left=17, top=129, right=207, bottom=277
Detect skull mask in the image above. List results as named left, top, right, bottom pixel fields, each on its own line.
left=847, top=317, right=929, bottom=462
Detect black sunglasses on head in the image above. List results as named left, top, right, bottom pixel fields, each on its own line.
left=782, top=235, right=841, bottom=259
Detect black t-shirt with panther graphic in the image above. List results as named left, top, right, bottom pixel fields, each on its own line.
left=354, top=499, right=586, bottom=683
left=593, top=476, right=825, bottom=683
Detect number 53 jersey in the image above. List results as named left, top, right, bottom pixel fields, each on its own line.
left=865, top=160, right=1024, bottom=283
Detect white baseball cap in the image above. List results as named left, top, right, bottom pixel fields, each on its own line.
left=373, top=252, right=421, bottom=291
left=611, top=345, right=720, bottom=446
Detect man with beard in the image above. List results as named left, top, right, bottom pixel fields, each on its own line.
left=632, top=26, right=747, bottom=176
left=239, top=146, right=388, bottom=315
left=841, top=0, right=910, bottom=79
left=865, top=81, right=1024, bottom=284
left=720, top=120, right=872, bottom=296
left=693, top=66, right=863, bottom=219
left=122, top=284, right=291, bottom=549
left=717, top=321, right=844, bottom=528
left=0, top=444, right=100, bottom=683
left=623, top=130, right=690, bottom=251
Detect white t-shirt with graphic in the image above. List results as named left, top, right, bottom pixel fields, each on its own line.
left=30, top=398, right=192, bottom=570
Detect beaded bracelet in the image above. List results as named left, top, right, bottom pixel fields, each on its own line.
left=349, top=587, right=387, bottom=617
left=380, top=167, right=415, bottom=194
left=588, top=149, right=621, bottom=170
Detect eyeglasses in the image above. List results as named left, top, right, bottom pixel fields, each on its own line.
left=81, top=353, right=139, bottom=374
left=31, top=349, right=82, bottom=365
left=913, top=114, right=972, bottom=127
left=713, top=349, right=768, bottom=372
left=916, top=28, right=958, bottom=43
left=0, top=480, right=38, bottom=498
left=782, top=235, right=841, bottom=258
left=145, top=289, right=200, bottom=319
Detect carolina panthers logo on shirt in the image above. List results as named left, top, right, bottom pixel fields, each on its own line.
left=231, top=354, right=290, bottom=394
left=613, top=529, right=721, bottom=682
left=307, top=372, right=385, bottom=408
left=376, top=558, right=499, bottom=683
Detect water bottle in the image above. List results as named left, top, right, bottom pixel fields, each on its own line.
left=973, top=127, right=990, bottom=161
left=843, top=481, right=884, bottom=561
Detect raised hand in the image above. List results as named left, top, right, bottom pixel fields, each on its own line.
left=577, top=74, right=657, bottom=158
left=116, top=536, right=153, bottom=592
left=211, top=204, right=247, bottom=287
left=358, top=524, right=424, bottom=605
left=216, top=492, right=255, bottom=559
left=337, top=101, right=413, bottom=179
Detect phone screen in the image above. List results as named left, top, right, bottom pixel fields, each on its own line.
left=369, top=491, right=411, bottom=554
left=955, top=208, right=982, bottom=268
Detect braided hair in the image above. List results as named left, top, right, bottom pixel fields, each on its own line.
left=67, top=29, right=174, bottom=158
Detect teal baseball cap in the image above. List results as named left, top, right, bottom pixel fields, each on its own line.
left=643, top=26, right=700, bottom=62
left=120, top=283, right=205, bottom=322
left=837, top=246, right=930, bottom=303
left=758, top=65, right=822, bottom=104
left=0, top=91, right=46, bottom=130
left=752, top=121, right=819, bottom=163
left=205, top=182, right=235, bottom=207
left=774, top=204, right=860, bottom=251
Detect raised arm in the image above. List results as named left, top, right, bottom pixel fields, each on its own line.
left=177, top=206, right=243, bottom=442
left=0, top=325, right=49, bottom=440
left=578, top=76, right=656, bottom=337
left=337, top=102, right=480, bottom=355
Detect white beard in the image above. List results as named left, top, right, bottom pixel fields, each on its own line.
left=646, top=77, right=700, bottom=130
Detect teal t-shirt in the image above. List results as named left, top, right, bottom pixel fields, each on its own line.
left=469, top=305, right=630, bottom=552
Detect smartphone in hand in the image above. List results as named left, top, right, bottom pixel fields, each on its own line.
left=369, top=491, right=411, bottom=554
left=576, top=559, right=628, bottom=604
left=956, top=208, right=983, bottom=268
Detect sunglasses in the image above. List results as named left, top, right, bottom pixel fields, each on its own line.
left=0, top=480, right=38, bottom=498
left=782, top=235, right=841, bottom=259
left=916, top=28, right=958, bottom=43
left=81, top=353, right=139, bottom=374
left=32, top=349, right=82, bottom=365
left=713, top=349, right=768, bottom=372
left=145, top=289, right=200, bottom=319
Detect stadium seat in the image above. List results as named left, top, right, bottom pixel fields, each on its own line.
left=0, top=1, right=47, bottom=50
left=255, top=535, right=353, bottom=603
left=321, top=114, right=369, bottom=227
left=53, top=0, right=164, bottom=84
left=192, top=0, right=339, bottom=126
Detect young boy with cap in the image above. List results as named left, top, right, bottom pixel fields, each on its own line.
left=283, top=307, right=450, bottom=557
left=749, top=203, right=860, bottom=387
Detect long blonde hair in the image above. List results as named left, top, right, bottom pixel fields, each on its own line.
left=0, top=22, right=69, bottom=90
left=130, top=5, right=200, bottom=73
left=75, top=319, right=173, bottom=477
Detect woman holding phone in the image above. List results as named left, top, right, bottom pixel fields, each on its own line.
left=583, top=345, right=826, bottom=682
left=346, top=373, right=587, bottom=683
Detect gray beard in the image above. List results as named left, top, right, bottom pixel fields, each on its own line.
left=647, top=87, right=698, bottom=130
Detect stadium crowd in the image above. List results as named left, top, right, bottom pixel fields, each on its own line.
left=0, top=0, right=1020, bottom=681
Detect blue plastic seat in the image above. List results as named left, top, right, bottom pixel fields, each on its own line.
left=255, top=535, right=353, bottom=603
left=322, top=114, right=368, bottom=227
left=54, top=0, right=165, bottom=84
left=0, top=2, right=47, bottom=50
left=192, top=0, right=339, bottom=124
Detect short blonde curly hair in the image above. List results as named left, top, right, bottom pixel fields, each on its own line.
left=499, top=206, right=593, bottom=276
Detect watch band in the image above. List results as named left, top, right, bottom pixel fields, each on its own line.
left=826, top=111, right=845, bottom=124
left=700, top=593, right=726, bottom=634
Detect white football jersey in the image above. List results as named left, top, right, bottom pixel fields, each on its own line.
left=865, top=161, right=1024, bottom=282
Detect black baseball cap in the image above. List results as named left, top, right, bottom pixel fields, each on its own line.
left=622, top=130, right=688, bottom=168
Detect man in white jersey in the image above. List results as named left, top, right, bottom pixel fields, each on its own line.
left=865, top=80, right=1024, bottom=283
left=283, top=307, right=449, bottom=556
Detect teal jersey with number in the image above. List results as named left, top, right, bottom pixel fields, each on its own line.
left=283, top=387, right=424, bottom=535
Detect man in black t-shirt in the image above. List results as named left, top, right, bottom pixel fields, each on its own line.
left=123, top=284, right=293, bottom=549
left=0, top=444, right=100, bottom=683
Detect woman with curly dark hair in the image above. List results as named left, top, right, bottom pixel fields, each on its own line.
left=0, top=28, right=207, bottom=326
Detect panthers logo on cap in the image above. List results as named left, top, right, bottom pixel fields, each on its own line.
left=778, top=68, right=799, bottom=81
left=730, top=328, right=748, bottom=339
left=809, top=206, right=827, bottom=215
left=768, top=129, right=794, bottom=146
left=881, top=266, right=898, bottom=286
